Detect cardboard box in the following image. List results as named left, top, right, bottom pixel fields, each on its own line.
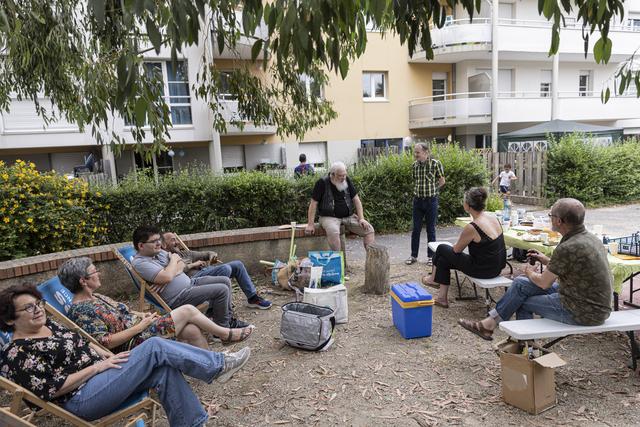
left=497, top=340, right=566, bottom=414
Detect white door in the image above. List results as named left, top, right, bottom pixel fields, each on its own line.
left=300, top=141, right=327, bottom=166
left=221, top=145, right=245, bottom=168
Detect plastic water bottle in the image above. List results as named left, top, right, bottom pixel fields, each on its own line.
left=503, top=198, right=511, bottom=223
left=510, top=210, right=519, bottom=227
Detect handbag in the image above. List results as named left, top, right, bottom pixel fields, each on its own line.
left=280, top=302, right=335, bottom=351
left=308, top=251, right=344, bottom=286
left=303, top=284, right=348, bottom=324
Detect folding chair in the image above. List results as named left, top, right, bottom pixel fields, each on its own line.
left=113, top=246, right=210, bottom=314
left=0, top=331, right=158, bottom=427
left=113, top=246, right=172, bottom=313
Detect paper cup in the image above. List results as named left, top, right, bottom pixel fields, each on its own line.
left=540, top=232, right=549, bottom=244
left=608, top=242, right=619, bottom=255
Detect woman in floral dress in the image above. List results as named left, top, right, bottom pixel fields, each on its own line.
left=0, top=283, right=251, bottom=426
left=58, top=257, right=251, bottom=351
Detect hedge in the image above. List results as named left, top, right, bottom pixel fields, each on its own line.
left=546, top=135, right=640, bottom=206
left=2, top=144, right=488, bottom=260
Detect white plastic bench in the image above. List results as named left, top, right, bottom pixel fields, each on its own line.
left=499, top=310, right=640, bottom=370
left=427, top=241, right=512, bottom=310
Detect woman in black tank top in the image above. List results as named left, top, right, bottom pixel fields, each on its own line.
left=422, top=187, right=506, bottom=308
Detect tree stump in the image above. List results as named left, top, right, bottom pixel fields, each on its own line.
left=363, top=244, right=390, bottom=295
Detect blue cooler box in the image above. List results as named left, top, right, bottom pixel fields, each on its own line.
left=390, top=282, right=433, bottom=339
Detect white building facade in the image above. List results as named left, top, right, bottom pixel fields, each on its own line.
left=409, top=0, right=640, bottom=150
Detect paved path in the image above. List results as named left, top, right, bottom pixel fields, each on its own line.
left=346, top=203, right=640, bottom=262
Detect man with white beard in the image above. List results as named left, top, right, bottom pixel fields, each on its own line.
left=305, top=161, right=375, bottom=251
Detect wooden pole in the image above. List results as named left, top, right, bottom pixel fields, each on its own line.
left=363, top=244, right=390, bottom=295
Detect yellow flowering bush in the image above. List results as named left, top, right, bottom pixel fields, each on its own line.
left=0, top=160, right=107, bottom=260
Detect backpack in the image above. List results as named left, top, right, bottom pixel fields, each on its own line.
left=280, top=302, right=335, bottom=351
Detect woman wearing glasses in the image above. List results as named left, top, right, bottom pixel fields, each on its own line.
left=57, top=257, right=252, bottom=351
left=0, top=283, right=250, bottom=426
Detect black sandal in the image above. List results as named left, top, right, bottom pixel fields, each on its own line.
left=221, top=326, right=253, bottom=345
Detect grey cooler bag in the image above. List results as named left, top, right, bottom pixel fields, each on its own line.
left=280, top=302, right=335, bottom=351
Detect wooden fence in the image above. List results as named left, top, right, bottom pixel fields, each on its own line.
left=357, top=146, right=401, bottom=163
left=476, top=149, right=547, bottom=205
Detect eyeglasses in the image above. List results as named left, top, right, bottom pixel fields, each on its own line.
left=143, top=238, right=162, bottom=245
left=548, top=213, right=559, bottom=218
left=84, top=269, right=99, bottom=278
left=16, top=299, right=45, bottom=314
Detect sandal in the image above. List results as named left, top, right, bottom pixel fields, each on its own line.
left=457, top=319, right=493, bottom=341
left=221, top=326, right=253, bottom=345
left=434, top=299, right=449, bottom=309
left=421, top=275, right=440, bottom=289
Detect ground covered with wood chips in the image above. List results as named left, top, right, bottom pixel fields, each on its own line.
left=8, top=260, right=640, bottom=426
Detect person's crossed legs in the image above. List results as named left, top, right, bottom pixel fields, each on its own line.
left=458, top=276, right=576, bottom=340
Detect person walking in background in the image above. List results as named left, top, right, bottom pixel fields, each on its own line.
left=492, top=163, right=517, bottom=196
left=294, top=153, right=315, bottom=177
left=406, top=143, right=445, bottom=265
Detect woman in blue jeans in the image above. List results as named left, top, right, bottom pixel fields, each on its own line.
left=0, top=284, right=251, bottom=427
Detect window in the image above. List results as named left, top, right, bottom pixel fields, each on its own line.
left=299, top=74, right=323, bottom=100
left=432, top=72, right=447, bottom=101
left=540, top=70, right=552, bottom=97
left=579, top=71, right=592, bottom=96
left=126, top=60, right=192, bottom=126
left=362, top=72, right=386, bottom=100
left=219, top=71, right=237, bottom=101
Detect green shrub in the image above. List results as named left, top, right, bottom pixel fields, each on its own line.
left=485, top=192, right=504, bottom=212
left=4, top=144, right=489, bottom=259
left=0, top=160, right=107, bottom=260
left=546, top=135, right=640, bottom=205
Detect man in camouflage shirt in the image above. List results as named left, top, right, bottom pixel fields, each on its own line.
left=458, top=198, right=612, bottom=340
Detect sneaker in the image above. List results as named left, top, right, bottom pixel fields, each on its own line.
left=217, top=347, right=251, bottom=383
left=405, top=256, right=417, bottom=265
left=247, top=295, right=272, bottom=310
left=229, top=318, right=253, bottom=329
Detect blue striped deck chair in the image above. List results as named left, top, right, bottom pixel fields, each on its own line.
left=0, top=329, right=157, bottom=426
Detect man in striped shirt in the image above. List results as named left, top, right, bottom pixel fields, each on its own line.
left=406, top=143, right=445, bottom=265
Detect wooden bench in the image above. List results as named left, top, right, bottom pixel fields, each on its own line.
left=499, top=310, right=640, bottom=370
left=428, top=241, right=512, bottom=311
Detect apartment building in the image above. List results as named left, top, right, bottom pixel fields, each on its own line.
left=3, top=2, right=640, bottom=179
left=409, top=0, right=640, bottom=150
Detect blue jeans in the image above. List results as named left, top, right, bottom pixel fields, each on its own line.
left=489, top=276, right=577, bottom=324
left=63, top=338, right=224, bottom=427
left=411, top=196, right=439, bottom=257
left=193, top=260, right=257, bottom=300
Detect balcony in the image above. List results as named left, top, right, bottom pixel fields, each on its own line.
left=218, top=100, right=276, bottom=135
left=410, top=18, right=640, bottom=63
left=409, top=91, right=640, bottom=129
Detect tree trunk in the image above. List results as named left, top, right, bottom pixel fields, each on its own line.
left=363, top=244, right=390, bottom=295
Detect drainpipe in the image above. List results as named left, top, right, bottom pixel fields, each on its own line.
left=551, top=49, right=560, bottom=120
left=491, top=0, right=499, bottom=152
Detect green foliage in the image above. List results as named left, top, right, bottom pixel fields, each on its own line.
left=485, top=192, right=504, bottom=212
left=0, top=160, right=107, bottom=260
left=546, top=135, right=640, bottom=205
left=0, top=0, right=624, bottom=157
left=3, top=146, right=491, bottom=259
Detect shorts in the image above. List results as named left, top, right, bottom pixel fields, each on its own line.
left=319, top=214, right=375, bottom=237
left=128, top=313, right=177, bottom=350
left=499, top=185, right=510, bottom=194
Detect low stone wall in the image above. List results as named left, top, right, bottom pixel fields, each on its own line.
left=0, top=225, right=336, bottom=299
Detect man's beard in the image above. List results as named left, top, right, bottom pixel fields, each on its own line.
left=332, top=179, right=348, bottom=192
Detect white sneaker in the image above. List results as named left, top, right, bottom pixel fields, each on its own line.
left=217, top=347, right=251, bottom=383
left=405, top=256, right=417, bottom=265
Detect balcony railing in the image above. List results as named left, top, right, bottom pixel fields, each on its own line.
left=409, top=91, right=640, bottom=128
left=427, top=17, right=640, bottom=54
left=218, top=100, right=276, bottom=135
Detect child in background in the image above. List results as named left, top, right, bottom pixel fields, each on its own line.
left=492, top=163, right=517, bottom=196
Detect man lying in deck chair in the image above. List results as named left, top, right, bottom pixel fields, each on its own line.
left=131, top=225, right=252, bottom=330
left=161, top=231, right=272, bottom=310
left=458, top=198, right=612, bottom=341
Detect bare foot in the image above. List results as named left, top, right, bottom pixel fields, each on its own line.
left=421, top=275, right=440, bottom=289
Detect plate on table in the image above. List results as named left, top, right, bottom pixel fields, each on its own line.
left=511, top=226, right=532, bottom=231
left=522, top=234, right=541, bottom=242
